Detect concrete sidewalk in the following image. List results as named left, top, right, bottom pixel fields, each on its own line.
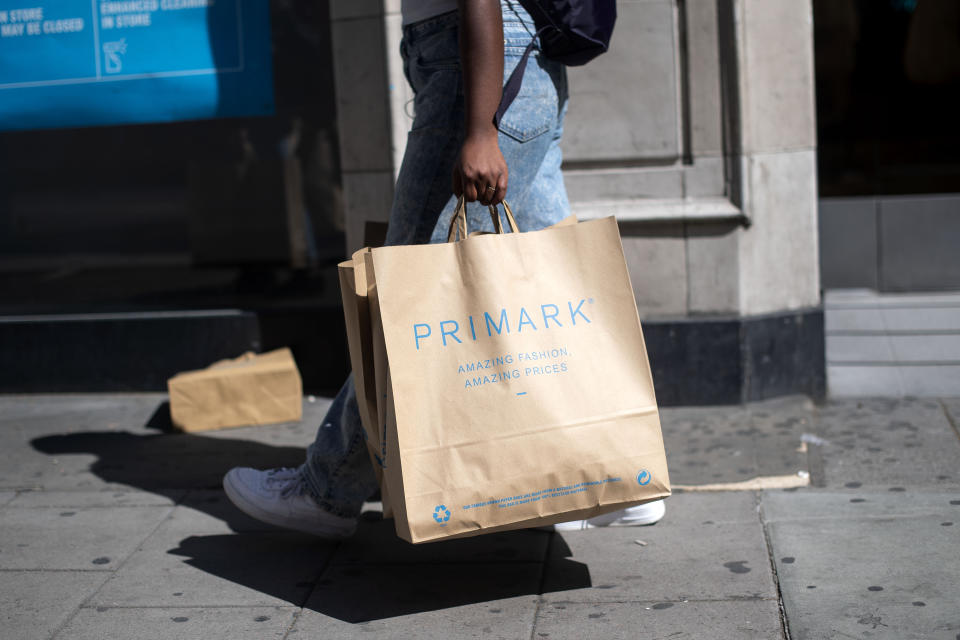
left=1, top=394, right=958, bottom=639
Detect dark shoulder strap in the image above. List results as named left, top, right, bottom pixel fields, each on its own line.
left=493, top=27, right=549, bottom=128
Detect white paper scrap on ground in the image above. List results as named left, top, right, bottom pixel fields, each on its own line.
left=801, top=433, right=830, bottom=446
left=673, top=473, right=810, bottom=492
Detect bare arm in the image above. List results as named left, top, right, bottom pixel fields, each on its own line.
left=453, top=0, right=507, bottom=206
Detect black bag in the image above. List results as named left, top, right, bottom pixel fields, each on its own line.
left=520, top=0, right=617, bottom=66
left=495, top=0, right=617, bottom=127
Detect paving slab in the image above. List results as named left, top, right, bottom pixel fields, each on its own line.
left=640, top=491, right=761, bottom=527
left=302, top=562, right=542, bottom=626
left=662, top=398, right=814, bottom=486
left=0, top=433, right=104, bottom=492
left=7, top=489, right=181, bottom=508
left=661, top=405, right=759, bottom=484
left=0, top=419, right=114, bottom=491
left=0, top=570, right=110, bottom=640
left=54, top=606, right=297, bottom=640
left=532, top=599, right=784, bottom=640
left=762, top=490, right=960, bottom=521
left=0, top=491, right=15, bottom=506
left=330, top=517, right=550, bottom=565
left=942, top=398, right=960, bottom=429
left=542, top=493, right=776, bottom=603
left=295, top=594, right=538, bottom=639
left=812, top=398, right=960, bottom=488
left=87, top=506, right=337, bottom=608
left=0, top=394, right=166, bottom=436
left=0, top=394, right=171, bottom=491
left=0, top=505, right=172, bottom=570
left=1, top=393, right=312, bottom=494
left=0, top=467, right=116, bottom=493
left=22, top=428, right=307, bottom=494
left=742, top=396, right=817, bottom=480
left=762, top=491, right=960, bottom=640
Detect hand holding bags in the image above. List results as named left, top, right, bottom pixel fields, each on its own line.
left=339, top=200, right=670, bottom=543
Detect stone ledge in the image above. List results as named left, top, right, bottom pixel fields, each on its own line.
left=572, top=197, right=743, bottom=223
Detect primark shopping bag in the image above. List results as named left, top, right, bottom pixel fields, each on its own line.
left=339, top=213, right=580, bottom=519
left=353, top=201, right=670, bottom=543
left=338, top=250, right=389, bottom=501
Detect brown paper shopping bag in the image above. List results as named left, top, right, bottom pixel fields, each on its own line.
left=346, top=201, right=670, bottom=543
left=168, top=348, right=302, bottom=432
left=338, top=249, right=397, bottom=515
left=338, top=250, right=380, bottom=454
left=340, top=213, right=581, bottom=520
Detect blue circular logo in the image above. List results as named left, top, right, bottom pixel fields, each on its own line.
left=433, top=505, right=451, bottom=523
left=637, top=470, right=652, bottom=486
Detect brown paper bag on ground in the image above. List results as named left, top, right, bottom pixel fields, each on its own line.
left=168, top=348, right=302, bottom=432
left=356, top=203, right=669, bottom=543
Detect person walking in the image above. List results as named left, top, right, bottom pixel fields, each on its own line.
left=223, top=0, right=665, bottom=537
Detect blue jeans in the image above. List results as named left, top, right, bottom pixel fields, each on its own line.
left=299, top=0, right=571, bottom=518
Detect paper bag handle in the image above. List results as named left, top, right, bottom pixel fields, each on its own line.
left=446, top=197, right=469, bottom=242
left=489, top=201, right=521, bottom=234
left=446, top=196, right=520, bottom=242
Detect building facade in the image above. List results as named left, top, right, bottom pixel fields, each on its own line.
left=0, top=0, right=826, bottom=403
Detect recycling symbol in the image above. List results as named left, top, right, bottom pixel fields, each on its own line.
left=433, top=504, right=451, bottom=523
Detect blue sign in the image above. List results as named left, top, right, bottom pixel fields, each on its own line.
left=0, top=0, right=274, bottom=130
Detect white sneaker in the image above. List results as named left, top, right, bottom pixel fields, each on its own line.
left=223, top=467, right=357, bottom=539
left=554, top=499, right=666, bottom=532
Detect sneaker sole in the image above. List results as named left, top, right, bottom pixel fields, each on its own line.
left=554, top=501, right=666, bottom=531
left=222, top=473, right=356, bottom=539
left=554, top=518, right=662, bottom=532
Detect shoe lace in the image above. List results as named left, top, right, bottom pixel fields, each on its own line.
left=264, top=468, right=308, bottom=499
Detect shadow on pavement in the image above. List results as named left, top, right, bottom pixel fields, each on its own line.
left=30, top=422, right=304, bottom=530
left=29, top=401, right=592, bottom=622
left=169, top=524, right=591, bottom=622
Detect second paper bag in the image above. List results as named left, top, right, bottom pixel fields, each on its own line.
left=368, top=214, right=670, bottom=543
